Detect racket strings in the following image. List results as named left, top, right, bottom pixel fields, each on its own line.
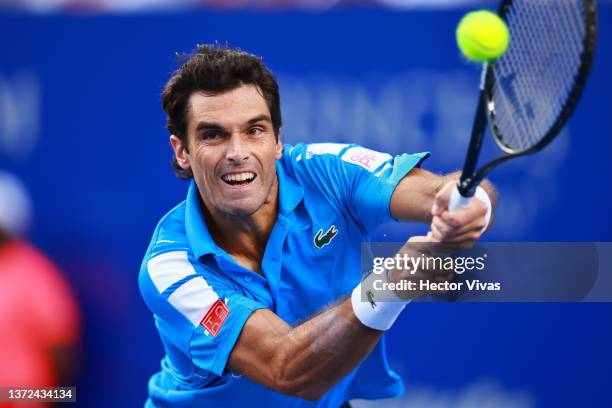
left=491, top=0, right=587, bottom=152
left=509, top=4, right=575, bottom=147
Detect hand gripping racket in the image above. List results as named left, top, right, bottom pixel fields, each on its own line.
left=449, top=0, right=597, bottom=211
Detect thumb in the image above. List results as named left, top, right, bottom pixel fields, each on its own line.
left=432, top=181, right=454, bottom=216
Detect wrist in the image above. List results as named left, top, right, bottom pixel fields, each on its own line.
left=350, top=271, right=410, bottom=331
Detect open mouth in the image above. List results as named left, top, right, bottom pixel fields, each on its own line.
left=221, top=171, right=257, bottom=186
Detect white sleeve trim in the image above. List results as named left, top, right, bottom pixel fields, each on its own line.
left=168, top=276, right=219, bottom=327
left=147, top=251, right=196, bottom=294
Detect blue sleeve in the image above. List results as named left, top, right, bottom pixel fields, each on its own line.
left=189, top=272, right=266, bottom=376
left=139, top=250, right=266, bottom=377
left=284, top=143, right=430, bottom=233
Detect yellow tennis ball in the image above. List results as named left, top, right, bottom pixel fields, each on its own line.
left=456, top=10, right=510, bottom=62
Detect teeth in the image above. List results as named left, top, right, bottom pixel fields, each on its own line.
left=222, top=172, right=255, bottom=182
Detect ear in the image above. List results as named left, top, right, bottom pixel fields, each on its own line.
left=170, top=135, right=191, bottom=170
left=274, top=130, right=283, bottom=160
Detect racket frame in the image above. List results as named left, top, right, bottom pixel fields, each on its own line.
left=456, top=0, right=597, bottom=198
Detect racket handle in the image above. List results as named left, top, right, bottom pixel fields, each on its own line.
left=448, top=184, right=492, bottom=232
left=449, top=185, right=473, bottom=211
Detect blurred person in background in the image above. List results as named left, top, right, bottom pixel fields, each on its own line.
left=0, top=172, right=81, bottom=407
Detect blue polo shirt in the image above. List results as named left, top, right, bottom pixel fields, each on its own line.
left=139, top=143, right=429, bottom=408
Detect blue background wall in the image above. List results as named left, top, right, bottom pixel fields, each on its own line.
left=1, top=5, right=611, bottom=407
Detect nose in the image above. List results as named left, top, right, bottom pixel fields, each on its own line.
left=225, top=134, right=249, bottom=163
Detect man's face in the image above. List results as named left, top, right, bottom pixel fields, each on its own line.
left=171, top=84, right=282, bottom=218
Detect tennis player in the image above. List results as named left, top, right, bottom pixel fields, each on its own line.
left=139, top=45, right=496, bottom=408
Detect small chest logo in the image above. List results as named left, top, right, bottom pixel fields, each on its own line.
left=201, top=299, right=229, bottom=336
left=314, top=225, right=339, bottom=249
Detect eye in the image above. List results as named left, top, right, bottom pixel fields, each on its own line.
left=201, top=131, right=222, bottom=140
left=248, top=127, right=263, bottom=136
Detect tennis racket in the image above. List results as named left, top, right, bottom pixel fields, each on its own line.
left=449, top=0, right=598, bottom=211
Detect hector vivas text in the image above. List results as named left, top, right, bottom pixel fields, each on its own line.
left=371, top=253, right=501, bottom=294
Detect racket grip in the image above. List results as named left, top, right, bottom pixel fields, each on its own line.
left=448, top=185, right=492, bottom=232
left=449, top=185, right=472, bottom=211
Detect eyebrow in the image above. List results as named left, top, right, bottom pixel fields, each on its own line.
left=194, top=115, right=273, bottom=133
left=246, top=114, right=273, bottom=125
left=195, top=121, right=225, bottom=132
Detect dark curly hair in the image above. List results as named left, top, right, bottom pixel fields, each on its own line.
left=161, top=44, right=282, bottom=179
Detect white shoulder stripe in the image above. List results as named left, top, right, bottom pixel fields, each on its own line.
left=147, top=251, right=195, bottom=294
left=305, top=143, right=348, bottom=159
left=168, top=277, right=219, bottom=327
left=341, top=146, right=392, bottom=173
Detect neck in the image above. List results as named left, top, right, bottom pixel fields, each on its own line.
left=201, top=178, right=279, bottom=271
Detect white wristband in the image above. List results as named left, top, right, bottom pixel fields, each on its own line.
left=474, top=186, right=492, bottom=232
left=351, top=272, right=409, bottom=331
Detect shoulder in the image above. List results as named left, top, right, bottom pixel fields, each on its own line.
left=139, top=201, right=192, bottom=306
left=138, top=207, right=221, bottom=338
left=138, top=246, right=223, bottom=356
left=144, top=201, right=190, bottom=259
left=281, top=143, right=394, bottom=176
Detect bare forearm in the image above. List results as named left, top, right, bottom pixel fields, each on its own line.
left=390, top=168, right=457, bottom=222
left=390, top=168, right=446, bottom=222
left=229, top=299, right=382, bottom=400
left=390, top=168, right=497, bottom=223
left=276, top=299, right=381, bottom=399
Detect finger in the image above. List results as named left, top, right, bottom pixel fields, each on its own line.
left=433, top=216, right=486, bottom=240
left=453, top=229, right=482, bottom=243
left=432, top=181, right=455, bottom=216
left=433, top=241, right=471, bottom=254
left=408, top=235, right=430, bottom=243
left=430, top=222, right=444, bottom=242
left=407, top=234, right=465, bottom=256
left=441, top=199, right=487, bottom=228
left=427, top=231, right=452, bottom=244
left=431, top=215, right=457, bottom=239
left=406, top=235, right=432, bottom=252
left=437, top=229, right=481, bottom=244
left=401, top=236, right=432, bottom=257
left=425, top=229, right=464, bottom=257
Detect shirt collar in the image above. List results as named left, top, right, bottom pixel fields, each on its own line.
left=276, top=159, right=304, bottom=216
left=184, top=159, right=303, bottom=260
